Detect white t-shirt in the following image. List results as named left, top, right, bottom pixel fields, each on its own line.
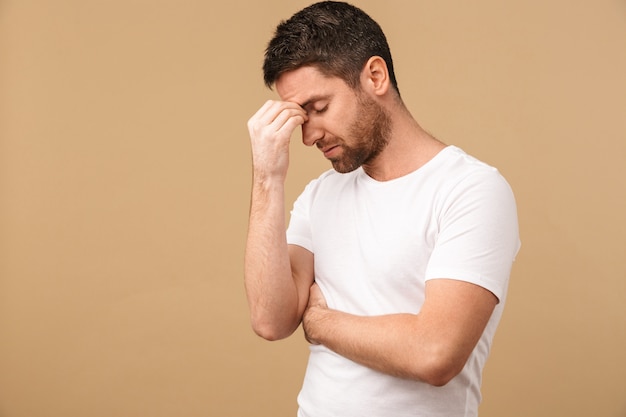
left=287, top=146, right=520, bottom=417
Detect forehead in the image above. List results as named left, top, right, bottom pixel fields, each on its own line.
left=275, top=66, right=349, bottom=105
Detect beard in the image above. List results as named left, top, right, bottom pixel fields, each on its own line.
left=327, top=93, right=392, bottom=174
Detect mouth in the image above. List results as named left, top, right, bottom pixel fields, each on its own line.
left=321, top=145, right=340, bottom=158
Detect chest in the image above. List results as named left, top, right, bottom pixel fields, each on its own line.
left=308, top=182, right=441, bottom=314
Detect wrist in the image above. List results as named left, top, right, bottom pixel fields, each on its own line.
left=252, top=170, right=287, bottom=187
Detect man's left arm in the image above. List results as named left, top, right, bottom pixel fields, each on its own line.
left=302, top=277, right=498, bottom=386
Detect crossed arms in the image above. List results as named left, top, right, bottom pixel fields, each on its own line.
left=244, top=100, right=498, bottom=387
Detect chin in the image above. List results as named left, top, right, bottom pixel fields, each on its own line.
left=331, top=161, right=361, bottom=174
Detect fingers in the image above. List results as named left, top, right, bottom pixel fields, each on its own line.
left=303, top=283, right=326, bottom=345
left=247, top=100, right=309, bottom=180
left=308, top=283, right=327, bottom=309
left=248, top=100, right=308, bottom=139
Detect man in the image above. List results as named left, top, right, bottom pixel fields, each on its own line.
left=244, top=2, right=520, bottom=416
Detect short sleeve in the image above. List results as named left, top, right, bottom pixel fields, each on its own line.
left=286, top=179, right=317, bottom=252
left=424, top=169, right=521, bottom=302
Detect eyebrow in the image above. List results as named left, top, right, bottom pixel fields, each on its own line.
left=300, top=94, right=331, bottom=109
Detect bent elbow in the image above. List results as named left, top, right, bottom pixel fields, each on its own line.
left=252, top=325, right=285, bottom=341
left=411, top=350, right=467, bottom=387
left=422, top=366, right=461, bottom=387
left=250, top=316, right=296, bottom=341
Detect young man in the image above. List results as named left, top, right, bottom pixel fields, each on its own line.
left=245, top=2, right=520, bottom=416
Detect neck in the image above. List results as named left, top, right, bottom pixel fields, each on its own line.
left=362, top=105, right=446, bottom=181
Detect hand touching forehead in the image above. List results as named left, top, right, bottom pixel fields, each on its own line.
left=275, top=66, right=353, bottom=109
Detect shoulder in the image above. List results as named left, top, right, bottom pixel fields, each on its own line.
left=439, top=146, right=501, bottom=178
left=436, top=146, right=514, bottom=197
left=300, top=168, right=360, bottom=196
left=426, top=147, right=518, bottom=234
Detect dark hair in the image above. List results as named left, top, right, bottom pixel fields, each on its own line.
left=263, top=1, right=399, bottom=94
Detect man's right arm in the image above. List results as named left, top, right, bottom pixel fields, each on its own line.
left=244, top=100, right=313, bottom=341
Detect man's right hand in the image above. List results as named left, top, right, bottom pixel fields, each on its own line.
left=247, top=100, right=308, bottom=182
left=245, top=101, right=314, bottom=341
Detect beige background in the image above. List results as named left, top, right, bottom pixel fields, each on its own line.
left=1, top=0, right=625, bottom=416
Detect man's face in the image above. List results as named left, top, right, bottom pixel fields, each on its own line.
left=275, top=66, right=391, bottom=173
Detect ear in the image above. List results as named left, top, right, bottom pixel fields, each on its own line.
left=360, top=56, right=390, bottom=97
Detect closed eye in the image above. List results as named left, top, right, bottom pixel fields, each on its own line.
left=300, top=95, right=331, bottom=114
left=314, top=104, right=328, bottom=114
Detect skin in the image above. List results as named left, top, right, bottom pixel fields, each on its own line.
left=245, top=57, right=498, bottom=386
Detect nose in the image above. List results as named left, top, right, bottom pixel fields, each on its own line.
left=301, top=119, right=324, bottom=147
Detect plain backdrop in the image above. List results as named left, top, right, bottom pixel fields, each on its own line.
left=1, top=1, right=625, bottom=416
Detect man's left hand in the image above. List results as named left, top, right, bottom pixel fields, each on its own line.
left=303, top=283, right=328, bottom=345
